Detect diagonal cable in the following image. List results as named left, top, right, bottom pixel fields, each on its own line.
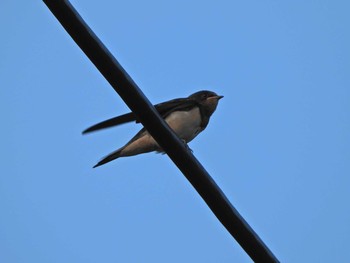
left=43, top=1, right=279, bottom=262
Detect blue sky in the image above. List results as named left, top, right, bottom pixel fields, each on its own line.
left=1, top=0, right=349, bottom=262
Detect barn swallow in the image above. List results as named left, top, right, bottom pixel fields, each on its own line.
left=83, top=90, right=223, bottom=168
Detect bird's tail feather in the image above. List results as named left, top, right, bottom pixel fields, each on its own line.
left=93, top=148, right=123, bottom=168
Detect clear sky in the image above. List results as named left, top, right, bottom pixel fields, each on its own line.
left=1, top=0, right=349, bottom=262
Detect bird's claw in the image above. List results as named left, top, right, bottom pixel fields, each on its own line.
left=182, top=139, right=193, bottom=153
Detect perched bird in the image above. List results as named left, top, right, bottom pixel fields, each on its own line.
left=83, top=90, right=223, bottom=168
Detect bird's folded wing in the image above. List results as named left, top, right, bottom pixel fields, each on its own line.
left=82, top=112, right=136, bottom=134
left=82, top=97, right=196, bottom=134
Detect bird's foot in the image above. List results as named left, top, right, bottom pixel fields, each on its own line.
left=182, top=139, right=193, bottom=153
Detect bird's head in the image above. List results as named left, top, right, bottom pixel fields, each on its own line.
left=189, top=90, right=224, bottom=116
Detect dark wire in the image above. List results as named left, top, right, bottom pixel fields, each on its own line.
left=43, top=1, right=279, bottom=262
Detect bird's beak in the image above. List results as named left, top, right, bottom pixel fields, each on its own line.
left=207, top=95, right=224, bottom=101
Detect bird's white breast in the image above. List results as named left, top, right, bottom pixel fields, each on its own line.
left=165, top=107, right=202, bottom=142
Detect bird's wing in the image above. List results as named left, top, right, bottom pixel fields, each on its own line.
left=82, top=112, right=136, bottom=134
left=153, top=98, right=197, bottom=118
left=82, top=98, right=197, bottom=134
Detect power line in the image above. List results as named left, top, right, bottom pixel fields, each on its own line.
left=43, top=1, right=279, bottom=262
